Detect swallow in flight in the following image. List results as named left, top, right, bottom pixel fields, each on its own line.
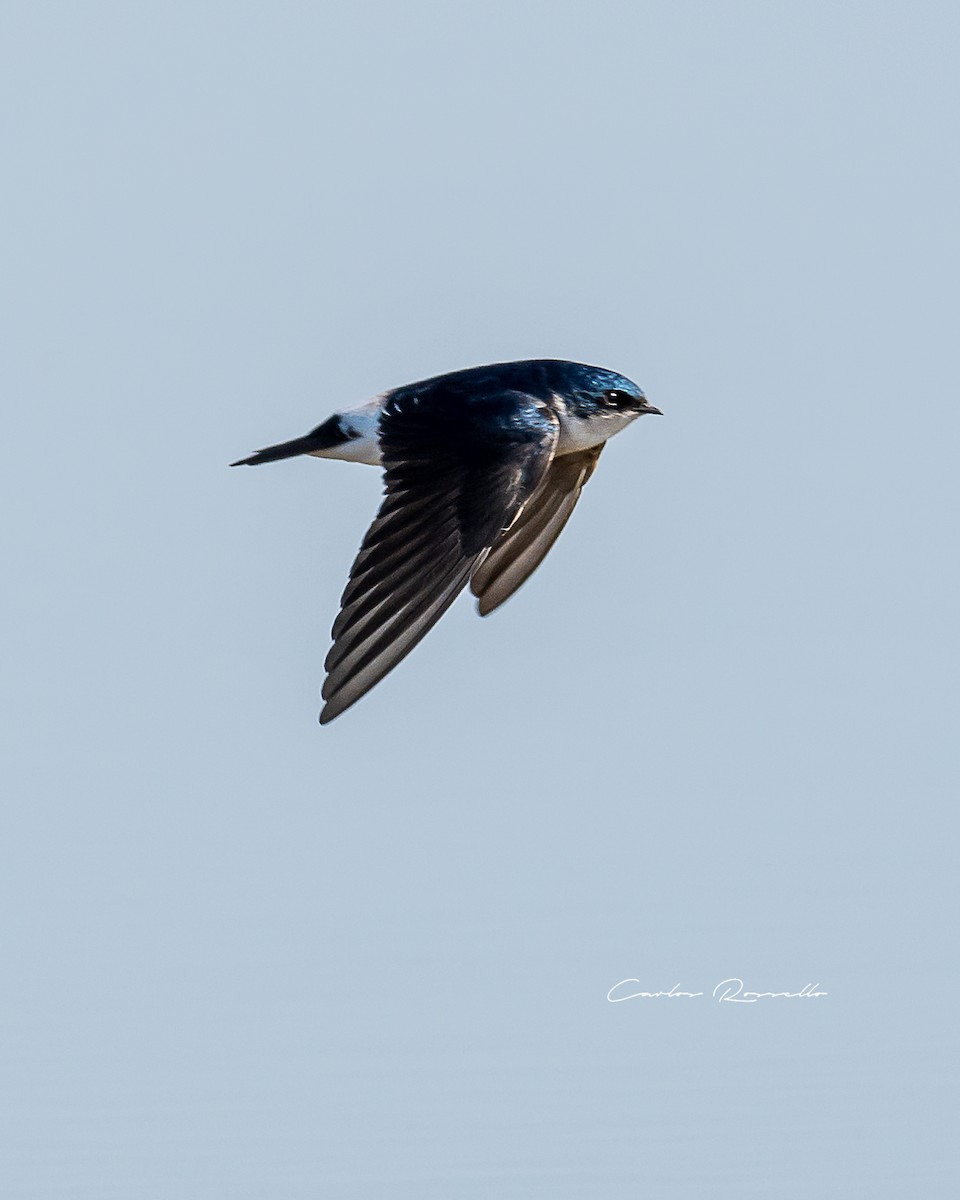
left=232, top=359, right=661, bottom=723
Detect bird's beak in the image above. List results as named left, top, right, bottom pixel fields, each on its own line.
left=638, top=402, right=663, bottom=416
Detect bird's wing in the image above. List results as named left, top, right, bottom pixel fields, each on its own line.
left=469, top=445, right=604, bottom=616
left=320, top=388, right=560, bottom=723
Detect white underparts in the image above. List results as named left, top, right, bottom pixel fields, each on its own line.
left=555, top=406, right=639, bottom=454
left=308, top=395, right=384, bottom=466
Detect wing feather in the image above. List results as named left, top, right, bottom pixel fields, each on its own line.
left=470, top=445, right=604, bottom=616
left=319, top=388, right=559, bottom=723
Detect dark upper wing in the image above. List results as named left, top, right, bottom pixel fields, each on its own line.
left=319, top=388, right=559, bottom=723
left=469, top=445, right=604, bottom=616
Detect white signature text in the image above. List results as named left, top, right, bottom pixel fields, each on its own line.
left=607, top=978, right=827, bottom=1003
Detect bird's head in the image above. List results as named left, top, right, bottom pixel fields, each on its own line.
left=559, top=363, right=662, bottom=420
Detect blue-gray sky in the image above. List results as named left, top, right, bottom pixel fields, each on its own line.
left=2, top=1, right=958, bottom=1195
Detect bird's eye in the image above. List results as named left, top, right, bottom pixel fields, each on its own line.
left=604, top=390, right=626, bottom=407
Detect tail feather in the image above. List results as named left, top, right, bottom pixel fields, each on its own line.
left=230, top=415, right=348, bottom=467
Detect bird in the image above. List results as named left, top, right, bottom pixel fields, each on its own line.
left=232, top=359, right=662, bottom=724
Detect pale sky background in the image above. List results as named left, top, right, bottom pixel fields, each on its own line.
left=2, top=1, right=958, bottom=1196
